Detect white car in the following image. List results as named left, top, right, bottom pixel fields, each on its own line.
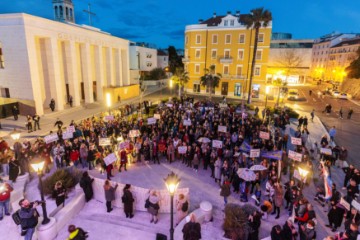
left=332, top=91, right=340, bottom=97
left=339, top=93, right=348, bottom=100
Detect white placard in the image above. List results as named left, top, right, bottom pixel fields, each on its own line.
left=62, top=131, right=73, bottom=140
left=99, top=138, right=111, bottom=146
left=352, top=200, right=360, bottom=211
left=178, top=146, right=187, bottom=154
left=147, top=117, right=157, bottom=125
left=104, top=115, right=114, bottom=121
left=259, top=131, right=270, bottom=140
left=288, top=150, right=302, bottom=162
left=293, top=169, right=301, bottom=181
left=219, top=103, right=228, bottom=108
left=104, top=153, right=117, bottom=166
left=118, top=142, right=128, bottom=150
left=250, top=149, right=260, bottom=158
left=291, top=137, right=302, bottom=146
left=320, top=148, right=332, bottom=155
left=218, top=125, right=227, bottom=133
left=340, top=197, right=350, bottom=211
left=129, top=130, right=140, bottom=138
left=166, top=103, right=173, bottom=108
left=212, top=140, right=223, bottom=149
left=44, top=133, right=59, bottom=144
left=67, top=125, right=75, bottom=133
left=183, top=119, right=192, bottom=126
left=154, top=114, right=161, bottom=119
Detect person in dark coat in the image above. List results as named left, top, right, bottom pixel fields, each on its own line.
left=67, top=224, right=88, bottom=240
left=122, top=184, right=134, bottom=218
left=220, top=177, right=231, bottom=204
left=52, top=181, right=66, bottom=207
left=18, top=199, right=40, bottom=240
left=80, top=171, right=94, bottom=202
left=103, top=180, right=118, bottom=212
left=327, top=200, right=346, bottom=232
left=8, top=156, right=20, bottom=183
left=248, top=211, right=262, bottom=240
left=12, top=106, right=19, bottom=120
left=281, top=218, right=298, bottom=240
left=182, top=213, right=201, bottom=240
left=271, top=225, right=283, bottom=240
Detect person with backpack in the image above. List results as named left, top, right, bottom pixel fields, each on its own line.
left=176, top=193, right=188, bottom=225
left=182, top=213, right=201, bottom=240
left=67, top=224, right=88, bottom=240
left=122, top=184, right=134, bottom=218
left=18, top=199, right=41, bottom=240
left=0, top=177, right=13, bottom=220
left=103, top=180, right=118, bottom=213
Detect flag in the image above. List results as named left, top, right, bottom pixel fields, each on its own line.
left=323, top=162, right=333, bottom=199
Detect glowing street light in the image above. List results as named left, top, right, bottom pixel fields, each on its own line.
left=164, top=172, right=180, bottom=240
left=298, top=166, right=309, bottom=190
left=106, top=93, right=111, bottom=114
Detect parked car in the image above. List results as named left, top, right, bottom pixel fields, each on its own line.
left=287, top=89, right=299, bottom=100
left=332, top=90, right=340, bottom=98
left=339, top=93, right=348, bottom=100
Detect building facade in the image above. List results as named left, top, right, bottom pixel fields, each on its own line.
left=129, top=44, right=158, bottom=76
left=183, top=11, right=272, bottom=99
left=157, top=49, right=169, bottom=69
left=0, top=13, right=132, bottom=115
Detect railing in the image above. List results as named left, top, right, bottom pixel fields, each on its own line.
left=219, top=56, right=233, bottom=63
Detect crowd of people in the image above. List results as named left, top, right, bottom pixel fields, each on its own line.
left=0, top=96, right=359, bottom=240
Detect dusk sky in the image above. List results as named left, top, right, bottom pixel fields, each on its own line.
left=1, top=0, right=360, bottom=49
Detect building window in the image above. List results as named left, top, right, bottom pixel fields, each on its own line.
left=236, top=66, right=243, bottom=77
left=212, top=35, right=218, bottom=44
left=234, top=83, right=241, bottom=96
left=195, top=64, right=200, bottom=74
left=237, top=49, right=244, bottom=60
left=224, top=20, right=228, bottom=26
left=193, top=84, right=200, bottom=93
left=211, top=49, right=217, bottom=59
left=252, top=84, right=260, bottom=98
left=230, top=20, right=235, bottom=26
left=146, top=62, right=153, bottom=67
left=206, top=85, right=215, bottom=94
left=239, top=34, right=245, bottom=44
left=223, top=65, right=229, bottom=75
left=146, top=53, right=152, bottom=58
left=195, top=49, right=201, bottom=59
left=255, top=50, right=262, bottom=60
left=225, top=34, right=231, bottom=44
left=196, top=35, right=201, bottom=44
left=258, top=33, right=264, bottom=43
left=0, top=88, right=10, bottom=98
left=0, top=47, right=4, bottom=69
left=224, top=50, right=230, bottom=58
left=254, top=66, right=261, bottom=76
left=185, top=36, right=189, bottom=45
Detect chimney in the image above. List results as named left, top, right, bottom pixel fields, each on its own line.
left=198, top=19, right=203, bottom=23
left=235, top=10, right=240, bottom=17
left=227, top=11, right=231, bottom=15
left=213, top=12, right=216, bottom=18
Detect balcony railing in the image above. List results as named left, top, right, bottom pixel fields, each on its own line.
left=219, top=56, right=233, bottom=63
left=221, top=75, right=247, bottom=80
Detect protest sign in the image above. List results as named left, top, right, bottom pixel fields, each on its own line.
left=166, top=103, right=173, bottom=108
left=291, top=137, right=302, bottom=146
left=212, top=140, right=223, bottom=149
left=320, top=148, right=332, bottom=155
left=147, top=118, right=157, bottom=125
left=293, top=170, right=301, bottom=181
left=104, top=115, right=114, bottom=121
left=118, top=142, right=127, bottom=150
left=99, top=138, right=111, bottom=146
left=178, top=146, right=187, bottom=154
left=219, top=103, right=228, bottom=108
left=351, top=200, right=360, bottom=211
left=129, top=130, right=140, bottom=138
left=44, top=133, right=59, bottom=144
left=340, top=198, right=350, bottom=211
left=259, top=131, right=270, bottom=140
left=250, top=149, right=260, bottom=158
left=218, top=125, right=227, bottom=133
left=154, top=114, right=161, bottom=120
left=288, top=150, right=302, bottom=162
left=67, top=125, right=75, bottom=133
left=62, top=131, right=73, bottom=140
left=183, top=119, right=192, bottom=126
left=104, top=153, right=117, bottom=166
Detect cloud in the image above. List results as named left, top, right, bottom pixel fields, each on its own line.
left=164, top=29, right=184, bottom=40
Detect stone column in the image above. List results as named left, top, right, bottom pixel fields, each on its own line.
left=80, top=43, right=94, bottom=103
left=121, top=49, right=130, bottom=86
left=94, top=45, right=104, bottom=102
left=105, top=47, right=112, bottom=87
left=118, top=49, right=123, bottom=86
left=65, top=41, right=80, bottom=106
left=110, top=48, right=116, bottom=86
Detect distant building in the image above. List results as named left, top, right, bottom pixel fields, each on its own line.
left=271, top=32, right=292, bottom=40
left=129, top=43, right=158, bottom=79
left=183, top=11, right=272, bottom=99
left=157, top=49, right=169, bottom=69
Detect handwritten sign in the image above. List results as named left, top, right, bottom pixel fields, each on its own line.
left=183, top=119, right=192, bottom=126
left=259, top=131, right=270, bottom=140
left=218, top=125, right=227, bottom=133
left=104, top=153, right=117, bottom=166
left=219, top=103, right=228, bottom=108
left=340, top=197, right=350, bottom=211
left=154, top=114, right=161, bottom=120
left=67, top=125, right=75, bottom=133
left=320, top=148, right=332, bottom=156
left=62, top=131, right=73, bottom=140
left=99, top=138, right=111, bottom=146
left=104, top=115, right=114, bottom=121
left=147, top=117, right=157, bottom=125
left=212, top=140, right=223, bottom=149
left=178, top=146, right=187, bottom=154
left=291, top=137, right=302, bottom=146
left=250, top=149, right=260, bottom=158
left=166, top=103, right=173, bottom=108
left=129, top=130, right=140, bottom=138
left=352, top=200, right=360, bottom=211
left=118, top=142, right=128, bottom=150
left=44, top=133, right=59, bottom=144
left=288, top=150, right=302, bottom=162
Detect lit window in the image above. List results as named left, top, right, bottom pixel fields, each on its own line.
left=255, top=50, right=262, bottom=60
left=195, top=64, right=200, bottom=74
left=212, top=35, right=218, bottom=44
left=258, top=33, right=264, bottom=43
left=211, top=50, right=217, bottom=59
left=196, top=35, right=201, bottom=44
left=195, top=49, right=201, bottom=59
left=238, top=49, right=244, bottom=60
left=239, top=34, right=245, bottom=44
left=223, top=65, right=229, bottom=75
left=225, top=34, right=231, bottom=44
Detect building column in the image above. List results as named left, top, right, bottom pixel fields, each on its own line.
left=94, top=45, right=104, bottom=102
left=80, top=43, right=94, bottom=103
left=65, top=41, right=80, bottom=106
left=105, top=47, right=113, bottom=86
left=46, top=38, right=64, bottom=110
left=121, top=49, right=130, bottom=86
left=110, top=48, right=116, bottom=86
left=118, top=49, right=123, bottom=86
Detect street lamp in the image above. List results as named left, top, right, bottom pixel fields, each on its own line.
left=298, top=166, right=309, bottom=190
left=164, top=172, right=181, bottom=240
left=10, top=128, right=21, bottom=141
left=106, top=93, right=111, bottom=114
left=169, top=79, right=173, bottom=96
left=31, top=160, right=50, bottom=225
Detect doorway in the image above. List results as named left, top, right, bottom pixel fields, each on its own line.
left=221, top=82, right=228, bottom=96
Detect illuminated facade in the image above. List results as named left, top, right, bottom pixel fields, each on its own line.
left=183, top=11, right=272, bottom=99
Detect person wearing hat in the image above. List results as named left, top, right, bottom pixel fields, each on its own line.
left=67, top=224, right=88, bottom=240
left=122, top=184, right=134, bottom=218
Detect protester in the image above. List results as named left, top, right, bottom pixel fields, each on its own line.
left=122, top=184, right=134, bottom=218
left=176, top=193, right=188, bottom=225
left=52, top=181, right=66, bottom=207
left=146, top=190, right=160, bottom=224
left=67, top=224, right=88, bottom=240
left=182, top=213, right=201, bottom=240
left=0, top=177, right=13, bottom=220
left=19, top=199, right=40, bottom=240
left=80, top=171, right=94, bottom=202
left=103, top=180, right=118, bottom=213
left=8, top=156, right=20, bottom=182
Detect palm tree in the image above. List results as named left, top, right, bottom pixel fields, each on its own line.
left=272, top=78, right=287, bottom=106
left=170, top=67, right=189, bottom=98
left=200, top=65, right=222, bottom=99
left=244, top=7, right=272, bottom=104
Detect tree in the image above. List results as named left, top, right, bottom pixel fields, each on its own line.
left=275, top=49, right=304, bottom=81
left=346, top=47, right=360, bottom=79
left=243, top=7, right=272, bottom=104
left=200, top=65, right=222, bottom=99
left=168, top=46, right=183, bottom=74
left=272, top=78, right=287, bottom=106
left=170, top=67, right=189, bottom=98
left=143, top=67, right=166, bottom=80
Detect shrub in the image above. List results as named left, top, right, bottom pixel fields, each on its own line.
left=241, top=203, right=259, bottom=216
left=223, top=203, right=250, bottom=240
left=41, top=168, right=83, bottom=196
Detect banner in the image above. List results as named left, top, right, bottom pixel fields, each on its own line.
left=62, top=131, right=73, bottom=140
left=99, top=138, right=111, bottom=146
left=259, top=131, right=270, bottom=140
left=129, top=130, right=140, bottom=138
left=154, top=114, right=161, bottom=119
left=67, top=125, right=75, bottom=133
left=291, top=137, right=302, bottom=146
left=178, top=146, right=187, bottom=154
left=288, top=150, right=302, bottom=162
left=218, top=125, right=227, bottom=133
left=212, top=140, right=223, bottom=149
left=183, top=119, right=192, bottom=126
left=147, top=117, right=157, bottom=125
left=104, top=153, right=117, bottom=166
left=250, top=149, right=260, bottom=158
left=104, top=115, right=114, bottom=121
left=44, top=133, right=59, bottom=144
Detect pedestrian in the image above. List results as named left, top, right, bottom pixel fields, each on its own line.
left=79, top=143, right=89, bottom=168
left=103, top=180, right=118, bottom=213
left=176, top=193, right=188, bottom=225
left=68, top=95, right=73, bottom=107
left=309, top=90, right=312, bottom=96
left=12, top=105, right=19, bottom=120
left=122, top=184, right=134, bottom=218
left=310, top=109, right=315, bottom=122
left=303, top=116, right=308, bottom=128
left=248, top=211, right=262, bottom=240
left=8, top=156, right=20, bottom=183
left=298, top=116, right=304, bottom=128
left=52, top=181, right=66, bottom=207
left=214, top=157, right=222, bottom=184
left=67, top=224, right=89, bottom=240
left=146, top=190, right=160, bottom=224
left=329, top=126, right=336, bottom=142
left=0, top=177, right=13, bottom=220
left=18, top=199, right=40, bottom=240
left=271, top=224, right=282, bottom=240
left=50, top=98, right=55, bottom=111
left=32, top=114, right=41, bottom=131
left=119, top=149, right=127, bottom=172
left=339, top=107, right=344, bottom=119
left=281, top=218, right=298, bottom=239
left=26, top=115, right=33, bottom=133
left=327, top=200, right=345, bottom=232
left=299, top=220, right=316, bottom=240
left=272, top=182, right=283, bottom=219
left=220, top=177, right=231, bottom=204
left=80, top=171, right=94, bottom=202
left=348, top=108, right=353, bottom=119
left=54, top=118, right=63, bottom=130
left=182, top=213, right=201, bottom=240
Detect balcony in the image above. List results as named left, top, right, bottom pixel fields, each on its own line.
left=182, top=57, right=190, bottom=63
left=219, top=56, right=233, bottom=63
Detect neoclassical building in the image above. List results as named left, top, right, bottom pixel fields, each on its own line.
left=0, top=10, right=135, bottom=115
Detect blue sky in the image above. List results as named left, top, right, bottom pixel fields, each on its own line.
left=1, top=0, right=360, bottom=49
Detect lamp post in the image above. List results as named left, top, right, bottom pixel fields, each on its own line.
left=106, top=93, right=111, bottom=114
left=298, top=166, right=309, bottom=190
left=31, top=160, right=50, bottom=225
left=164, top=172, right=180, bottom=240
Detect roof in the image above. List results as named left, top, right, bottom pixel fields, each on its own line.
left=200, top=14, right=250, bottom=27
left=157, top=49, right=168, bottom=56
left=331, top=37, right=360, bottom=48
